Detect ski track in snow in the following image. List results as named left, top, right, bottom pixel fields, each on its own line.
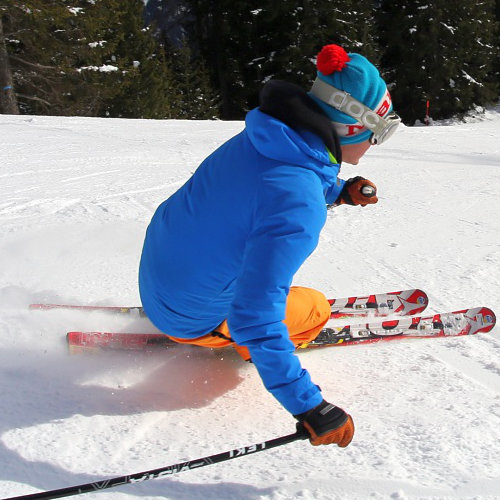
left=0, top=112, right=499, bottom=499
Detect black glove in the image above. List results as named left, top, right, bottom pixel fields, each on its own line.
left=295, top=400, right=355, bottom=447
left=337, top=176, right=378, bottom=206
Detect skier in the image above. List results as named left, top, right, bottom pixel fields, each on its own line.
left=139, top=44, right=401, bottom=447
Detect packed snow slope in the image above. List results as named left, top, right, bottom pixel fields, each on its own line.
left=0, top=109, right=499, bottom=500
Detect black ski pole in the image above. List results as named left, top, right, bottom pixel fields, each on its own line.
left=4, top=427, right=308, bottom=500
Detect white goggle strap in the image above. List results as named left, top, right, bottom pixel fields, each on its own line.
left=310, top=78, right=388, bottom=136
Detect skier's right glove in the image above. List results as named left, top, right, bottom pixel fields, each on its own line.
left=294, top=400, right=354, bottom=447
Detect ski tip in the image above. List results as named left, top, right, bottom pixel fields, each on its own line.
left=477, top=306, right=496, bottom=333
left=457, top=306, right=497, bottom=335
left=404, top=289, right=429, bottom=313
left=414, top=288, right=429, bottom=304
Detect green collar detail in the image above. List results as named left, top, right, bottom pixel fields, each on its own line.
left=327, top=148, right=337, bottom=164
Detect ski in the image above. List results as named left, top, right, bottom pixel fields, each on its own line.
left=328, top=288, right=428, bottom=318
left=306, top=306, right=496, bottom=348
left=67, top=331, right=176, bottom=353
left=31, top=288, right=428, bottom=319
left=66, top=306, right=496, bottom=354
left=29, top=303, right=147, bottom=317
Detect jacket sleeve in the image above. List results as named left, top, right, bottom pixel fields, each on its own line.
left=325, top=177, right=346, bottom=205
left=227, top=167, right=326, bottom=415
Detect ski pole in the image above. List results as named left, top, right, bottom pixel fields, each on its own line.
left=4, top=427, right=308, bottom=500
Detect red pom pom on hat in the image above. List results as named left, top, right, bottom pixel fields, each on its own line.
left=316, top=44, right=350, bottom=75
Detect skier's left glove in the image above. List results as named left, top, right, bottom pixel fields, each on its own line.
left=337, top=176, right=378, bottom=207
left=294, top=400, right=355, bottom=447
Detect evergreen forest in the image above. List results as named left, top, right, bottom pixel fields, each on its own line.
left=1, top=0, right=499, bottom=124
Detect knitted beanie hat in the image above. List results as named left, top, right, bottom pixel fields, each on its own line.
left=309, top=44, right=393, bottom=145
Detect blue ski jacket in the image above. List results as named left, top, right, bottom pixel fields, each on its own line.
left=139, top=105, right=345, bottom=415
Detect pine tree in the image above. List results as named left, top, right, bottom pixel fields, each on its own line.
left=2, top=0, right=174, bottom=117
left=491, top=0, right=500, bottom=103
left=165, top=39, right=220, bottom=119
left=61, top=0, right=172, bottom=118
left=180, top=0, right=381, bottom=119
left=98, top=0, right=172, bottom=118
left=0, top=15, right=19, bottom=114
left=184, top=0, right=243, bottom=118
left=451, top=0, right=499, bottom=114
left=378, top=0, right=498, bottom=123
left=2, top=1, right=73, bottom=114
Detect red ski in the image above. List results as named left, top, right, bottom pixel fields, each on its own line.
left=31, top=288, right=428, bottom=319
left=306, top=306, right=496, bottom=348
left=29, top=303, right=147, bottom=316
left=67, top=306, right=496, bottom=354
left=328, top=288, right=427, bottom=318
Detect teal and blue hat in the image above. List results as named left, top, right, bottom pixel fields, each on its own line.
left=309, top=44, right=393, bottom=145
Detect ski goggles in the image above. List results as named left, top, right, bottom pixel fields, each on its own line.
left=311, top=78, right=401, bottom=145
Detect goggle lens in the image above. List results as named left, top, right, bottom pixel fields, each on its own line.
left=370, top=113, right=401, bottom=145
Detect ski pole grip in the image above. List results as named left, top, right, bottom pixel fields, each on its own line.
left=361, top=185, right=377, bottom=197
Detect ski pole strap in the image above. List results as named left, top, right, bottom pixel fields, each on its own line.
left=211, top=330, right=234, bottom=342
left=5, top=428, right=308, bottom=500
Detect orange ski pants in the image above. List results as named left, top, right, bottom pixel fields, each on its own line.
left=166, top=286, right=331, bottom=361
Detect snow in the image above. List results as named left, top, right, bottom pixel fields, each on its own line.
left=88, top=41, right=107, bottom=48
left=461, top=71, right=483, bottom=87
left=67, top=7, right=84, bottom=16
left=0, top=109, right=499, bottom=500
left=77, top=65, right=119, bottom=73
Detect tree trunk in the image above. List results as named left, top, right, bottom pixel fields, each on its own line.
left=0, top=17, right=19, bottom=114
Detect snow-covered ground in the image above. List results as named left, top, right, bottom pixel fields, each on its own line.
left=0, top=109, right=499, bottom=500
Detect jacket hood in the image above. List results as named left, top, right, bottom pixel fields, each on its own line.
left=258, top=80, right=342, bottom=163
left=245, top=108, right=340, bottom=190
